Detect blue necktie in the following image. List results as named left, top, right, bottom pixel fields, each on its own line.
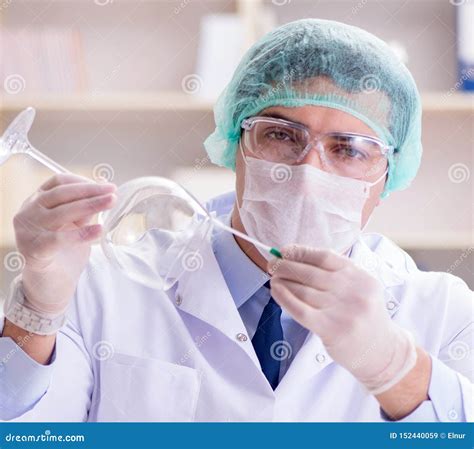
left=251, top=281, right=284, bottom=390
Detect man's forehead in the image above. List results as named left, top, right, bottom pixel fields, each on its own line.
left=256, top=106, right=379, bottom=137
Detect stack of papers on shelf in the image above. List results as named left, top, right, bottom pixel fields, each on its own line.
left=1, top=28, right=88, bottom=94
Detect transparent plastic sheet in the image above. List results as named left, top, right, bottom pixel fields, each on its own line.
left=99, top=177, right=213, bottom=291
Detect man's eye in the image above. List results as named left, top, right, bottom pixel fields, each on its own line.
left=266, top=130, right=293, bottom=141
left=332, top=145, right=367, bottom=160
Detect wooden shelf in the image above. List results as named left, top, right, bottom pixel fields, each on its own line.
left=1, top=91, right=472, bottom=113
left=422, top=92, right=474, bottom=112
left=0, top=92, right=215, bottom=112
left=390, top=233, right=473, bottom=250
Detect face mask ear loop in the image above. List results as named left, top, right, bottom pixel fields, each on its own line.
left=363, top=168, right=389, bottom=195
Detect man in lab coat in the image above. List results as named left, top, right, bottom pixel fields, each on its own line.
left=1, top=19, right=473, bottom=422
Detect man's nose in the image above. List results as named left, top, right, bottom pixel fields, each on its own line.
left=299, top=143, right=324, bottom=170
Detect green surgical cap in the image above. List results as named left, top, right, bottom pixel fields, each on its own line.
left=203, top=18, right=423, bottom=197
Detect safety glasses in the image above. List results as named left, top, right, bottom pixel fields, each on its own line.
left=241, top=116, right=394, bottom=180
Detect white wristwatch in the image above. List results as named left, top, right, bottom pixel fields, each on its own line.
left=3, top=276, right=67, bottom=336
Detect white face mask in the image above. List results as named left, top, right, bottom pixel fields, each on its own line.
left=237, top=156, right=386, bottom=259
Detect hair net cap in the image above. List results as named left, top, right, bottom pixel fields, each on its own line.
left=203, top=18, right=423, bottom=196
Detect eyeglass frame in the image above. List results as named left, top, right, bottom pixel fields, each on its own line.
left=240, top=115, right=395, bottom=168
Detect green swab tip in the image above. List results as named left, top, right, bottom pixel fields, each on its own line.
left=270, top=247, right=282, bottom=258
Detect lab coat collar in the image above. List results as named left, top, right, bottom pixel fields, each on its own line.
left=173, top=234, right=263, bottom=369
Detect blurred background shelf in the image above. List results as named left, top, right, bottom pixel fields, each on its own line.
left=0, top=92, right=215, bottom=112
left=422, top=92, right=474, bottom=112
left=1, top=91, right=473, bottom=112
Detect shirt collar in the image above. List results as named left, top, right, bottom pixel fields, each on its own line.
left=212, top=213, right=270, bottom=309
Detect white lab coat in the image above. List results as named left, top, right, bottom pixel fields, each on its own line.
left=4, top=202, right=474, bottom=422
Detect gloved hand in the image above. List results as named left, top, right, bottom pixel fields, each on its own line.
left=269, top=245, right=418, bottom=395
left=11, top=174, right=117, bottom=321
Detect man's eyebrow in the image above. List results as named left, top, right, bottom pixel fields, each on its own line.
left=259, top=111, right=308, bottom=128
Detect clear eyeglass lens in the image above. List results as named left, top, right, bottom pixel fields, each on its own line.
left=244, top=120, right=387, bottom=179
left=246, top=121, right=309, bottom=165
left=320, top=134, right=386, bottom=179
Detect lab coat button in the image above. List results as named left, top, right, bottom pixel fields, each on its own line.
left=175, top=295, right=183, bottom=306
left=236, top=333, right=248, bottom=342
left=386, top=300, right=396, bottom=311
left=315, top=353, right=326, bottom=363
